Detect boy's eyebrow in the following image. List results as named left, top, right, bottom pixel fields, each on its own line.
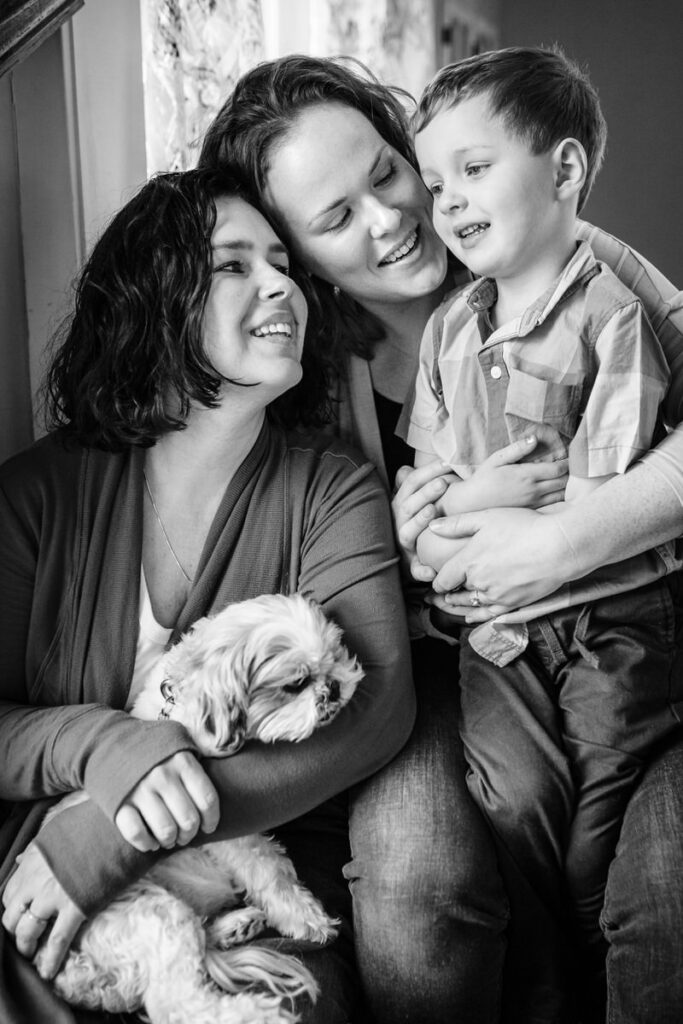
left=308, top=149, right=387, bottom=226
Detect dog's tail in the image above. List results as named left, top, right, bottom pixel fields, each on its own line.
left=204, top=944, right=317, bottom=1020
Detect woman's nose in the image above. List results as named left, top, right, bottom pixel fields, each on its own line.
left=259, top=267, right=294, bottom=300
left=368, top=200, right=402, bottom=239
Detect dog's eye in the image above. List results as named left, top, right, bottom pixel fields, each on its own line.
left=283, top=673, right=312, bottom=694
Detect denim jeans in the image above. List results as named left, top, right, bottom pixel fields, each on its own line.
left=345, top=637, right=509, bottom=1024
left=268, top=794, right=361, bottom=1024
left=459, top=577, right=683, bottom=1023
left=602, top=733, right=683, bottom=1024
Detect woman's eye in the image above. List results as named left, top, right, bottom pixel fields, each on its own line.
left=214, top=260, right=244, bottom=274
left=375, top=162, right=397, bottom=187
left=273, top=263, right=290, bottom=276
left=326, top=209, right=351, bottom=232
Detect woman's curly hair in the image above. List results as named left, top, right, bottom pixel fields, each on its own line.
left=42, top=168, right=331, bottom=451
left=199, top=55, right=431, bottom=368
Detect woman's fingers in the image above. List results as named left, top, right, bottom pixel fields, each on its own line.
left=115, top=751, right=219, bottom=851
left=179, top=759, right=220, bottom=837
left=1, top=844, right=85, bottom=977
left=33, top=905, right=86, bottom=980
left=114, top=803, right=160, bottom=852
left=427, top=592, right=506, bottom=623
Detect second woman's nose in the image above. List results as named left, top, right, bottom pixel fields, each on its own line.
left=367, top=200, right=402, bottom=239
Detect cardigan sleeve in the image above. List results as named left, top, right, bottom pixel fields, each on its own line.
left=0, top=477, right=196, bottom=835
left=32, top=446, right=416, bottom=915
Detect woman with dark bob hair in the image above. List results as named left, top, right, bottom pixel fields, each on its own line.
left=199, top=54, right=683, bottom=1024
left=0, top=167, right=414, bottom=1024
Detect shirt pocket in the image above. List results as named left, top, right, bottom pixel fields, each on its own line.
left=505, top=366, right=583, bottom=440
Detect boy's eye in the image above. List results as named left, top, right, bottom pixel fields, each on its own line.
left=466, top=163, right=488, bottom=177
left=427, top=182, right=443, bottom=197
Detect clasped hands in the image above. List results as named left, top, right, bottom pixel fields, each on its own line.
left=391, top=434, right=573, bottom=622
left=1, top=749, right=219, bottom=980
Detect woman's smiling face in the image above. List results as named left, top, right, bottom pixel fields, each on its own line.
left=263, top=103, right=448, bottom=313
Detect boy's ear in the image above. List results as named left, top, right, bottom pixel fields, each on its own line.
left=552, top=138, right=587, bottom=202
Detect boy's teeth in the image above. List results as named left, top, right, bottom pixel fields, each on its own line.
left=459, top=223, right=488, bottom=238
left=252, top=322, right=292, bottom=337
left=382, top=229, right=418, bottom=264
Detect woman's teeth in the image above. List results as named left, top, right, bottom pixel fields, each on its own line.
left=381, top=229, right=418, bottom=265
left=251, top=322, right=293, bottom=338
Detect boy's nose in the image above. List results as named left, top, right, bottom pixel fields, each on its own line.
left=438, top=188, right=468, bottom=215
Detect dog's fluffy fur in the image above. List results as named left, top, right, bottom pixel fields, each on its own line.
left=42, top=594, right=363, bottom=1024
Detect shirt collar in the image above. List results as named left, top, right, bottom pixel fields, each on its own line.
left=465, top=240, right=600, bottom=336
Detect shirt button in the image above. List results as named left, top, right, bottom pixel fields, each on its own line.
left=490, top=365, right=502, bottom=379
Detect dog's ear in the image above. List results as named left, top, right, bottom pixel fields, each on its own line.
left=192, top=639, right=252, bottom=755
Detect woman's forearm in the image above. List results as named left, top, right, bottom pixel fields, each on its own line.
left=558, top=455, right=683, bottom=576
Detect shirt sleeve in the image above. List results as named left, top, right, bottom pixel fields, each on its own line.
left=33, top=453, right=416, bottom=915
left=577, top=219, right=683, bottom=428
left=568, top=299, right=671, bottom=477
left=402, top=310, right=441, bottom=458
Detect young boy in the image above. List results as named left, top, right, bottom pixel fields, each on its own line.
left=403, top=46, right=681, bottom=1013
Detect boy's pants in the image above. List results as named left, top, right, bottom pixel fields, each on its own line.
left=458, top=576, right=683, bottom=1022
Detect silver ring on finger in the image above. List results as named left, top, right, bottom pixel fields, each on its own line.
left=21, top=905, right=49, bottom=925
left=470, top=590, right=482, bottom=608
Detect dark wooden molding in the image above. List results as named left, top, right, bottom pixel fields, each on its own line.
left=0, top=0, right=84, bottom=77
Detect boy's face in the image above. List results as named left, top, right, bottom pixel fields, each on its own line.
left=415, top=93, right=561, bottom=283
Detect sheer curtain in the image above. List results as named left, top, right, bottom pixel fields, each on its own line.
left=310, top=0, right=437, bottom=101
left=141, top=0, right=265, bottom=173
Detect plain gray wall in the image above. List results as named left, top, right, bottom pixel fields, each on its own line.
left=501, top=0, right=683, bottom=283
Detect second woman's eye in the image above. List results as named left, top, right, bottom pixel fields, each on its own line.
left=375, top=161, right=397, bottom=188
left=326, top=208, right=352, bottom=232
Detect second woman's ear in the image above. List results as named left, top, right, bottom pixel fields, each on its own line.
left=552, top=137, right=588, bottom=201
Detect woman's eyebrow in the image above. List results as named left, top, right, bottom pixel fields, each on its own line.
left=212, top=241, right=288, bottom=256
left=308, top=149, right=387, bottom=227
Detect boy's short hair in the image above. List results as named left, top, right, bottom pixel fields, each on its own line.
left=413, top=46, right=607, bottom=213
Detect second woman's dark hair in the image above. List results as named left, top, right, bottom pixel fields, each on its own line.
left=43, top=168, right=330, bottom=450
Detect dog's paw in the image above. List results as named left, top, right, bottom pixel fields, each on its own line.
left=271, top=887, right=340, bottom=944
left=206, top=905, right=268, bottom=948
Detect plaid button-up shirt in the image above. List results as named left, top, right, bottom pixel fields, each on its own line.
left=407, top=242, right=670, bottom=477
left=404, top=242, right=678, bottom=665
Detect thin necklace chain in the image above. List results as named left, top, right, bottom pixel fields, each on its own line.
left=142, top=471, right=193, bottom=584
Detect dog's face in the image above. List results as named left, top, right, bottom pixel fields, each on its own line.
left=160, top=594, right=363, bottom=756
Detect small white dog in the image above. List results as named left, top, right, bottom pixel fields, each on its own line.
left=42, top=593, right=363, bottom=1024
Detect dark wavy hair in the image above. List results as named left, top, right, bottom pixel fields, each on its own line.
left=199, top=54, right=452, bottom=365
left=413, top=46, right=607, bottom=214
left=42, top=169, right=330, bottom=450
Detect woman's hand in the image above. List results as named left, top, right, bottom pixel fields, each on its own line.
left=425, top=506, right=580, bottom=620
left=114, top=750, right=219, bottom=853
left=392, top=460, right=455, bottom=582
left=392, top=435, right=567, bottom=583
left=1, top=843, right=85, bottom=980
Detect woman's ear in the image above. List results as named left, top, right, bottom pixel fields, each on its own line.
left=552, top=138, right=587, bottom=203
